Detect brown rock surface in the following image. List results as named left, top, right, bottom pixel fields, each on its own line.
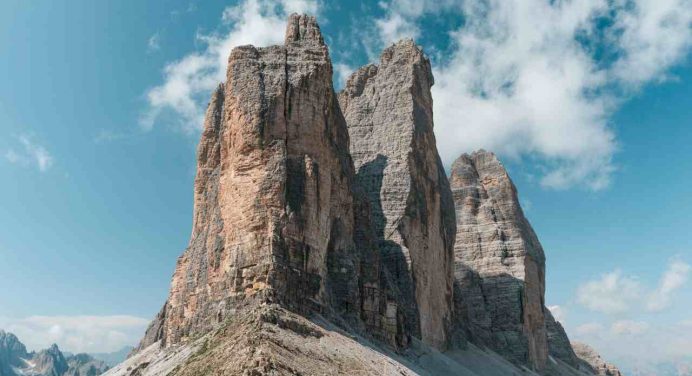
left=138, top=14, right=366, bottom=348
left=449, top=150, right=548, bottom=370
left=124, top=13, right=622, bottom=376
left=339, top=39, right=456, bottom=350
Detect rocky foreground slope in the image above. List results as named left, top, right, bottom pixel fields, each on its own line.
left=0, top=330, right=108, bottom=376
left=104, top=14, right=621, bottom=376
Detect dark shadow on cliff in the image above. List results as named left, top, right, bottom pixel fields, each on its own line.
left=453, top=268, right=541, bottom=369
left=355, top=154, right=422, bottom=340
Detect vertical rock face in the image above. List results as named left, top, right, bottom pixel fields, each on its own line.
left=339, top=40, right=456, bottom=350
left=125, top=14, right=622, bottom=376
left=141, top=14, right=365, bottom=348
left=449, top=150, right=548, bottom=370
left=573, top=342, right=623, bottom=376
left=545, top=309, right=580, bottom=368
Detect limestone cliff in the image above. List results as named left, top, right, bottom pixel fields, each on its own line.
left=339, top=39, right=456, bottom=350
left=137, top=13, right=407, bottom=351
left=116, top=13, right=624, bottom=376
left=449, top=150, right=548, bottom=370
left=545, top=309, right=581, bottom=369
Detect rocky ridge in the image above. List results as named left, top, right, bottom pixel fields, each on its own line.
left=0, top=330, right=108, bottom=376
left=572, top=342, right=624, bottom=376
left=109, top=14, right=621, bottom=376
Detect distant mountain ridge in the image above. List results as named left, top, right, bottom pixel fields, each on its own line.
left=0, top=330, right=109, bottom=376
left=86, top=348, right=133, bottom=368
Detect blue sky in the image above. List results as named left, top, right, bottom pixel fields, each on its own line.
left=0, top=0, right=690, bottom=368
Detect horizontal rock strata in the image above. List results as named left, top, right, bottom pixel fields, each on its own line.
left=340, top=39, right=456, bottom=350
left=450, top=150, right=548, bottom=371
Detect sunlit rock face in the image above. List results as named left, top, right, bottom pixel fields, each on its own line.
left=449, top=150, right=548, bottom=371
left=137, top=14, right=408, bottom=350
left=339, top=39, right=456, bottom=350
left=125, top=12, right=623, bottom=376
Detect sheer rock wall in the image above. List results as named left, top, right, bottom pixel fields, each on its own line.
left=449, top=150, right=548, bottom=371
left=339, top=40, right=456, bottom=350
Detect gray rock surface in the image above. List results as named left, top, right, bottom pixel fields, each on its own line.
left=105, top=304, right=545, bottom=376
left=573, top=342, right=623, bottom=376
left=339, top=39, right=456, bottom=350
left=545, top=309, right=580, bottom=368
left=0, top=330, right=28, bottom=375
left=449, top=150, right=548, bottom=371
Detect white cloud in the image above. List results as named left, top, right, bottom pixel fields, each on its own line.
left=572, top=320, right=692, bottom=366
left=569, top=259, right=692, bottom=364
left=0, top=315, right=148, bottom=353
left=547, top=305, right=565, bottom=323
left=646, top=259, right=691, bottom=312
left=576, top=269, right=641, bottom=314
left=576, top=258, right=691, bottom=315
left=374, top=0, right=692, bottom=190
left=142, top=0, right=320, bottom=133
left=375, top=12, right=419, bottom=45
left=333, top=63, right=355, bottom=90
left=4, top=135, right=53, bottom=172
left=610, top=320, right=649, bottom=336
left=148, top=33, right=161, bottom=52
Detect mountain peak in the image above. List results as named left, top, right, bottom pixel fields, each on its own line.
left=284, top=13, right=324, bottom=45
left=106, top=14, right=621, bottom=376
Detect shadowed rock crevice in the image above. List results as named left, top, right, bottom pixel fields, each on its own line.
left=355, top=154, right=419, bottom=346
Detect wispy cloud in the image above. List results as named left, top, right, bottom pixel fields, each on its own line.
left=569, top=259, right=692, bottom=365
left=0, top=315, right=148, bottom=353
left=147, top=32, right=161, bottom=53
left=371, top=0, right=692, bottom=190
left=333, top=63, right=355, bottom=90
left=4, top=135, right=54, bottom=172
left=576, top=258, right=691, bottom=315
left=610, top=320, right=649, bottom=336
left=142, top=0, right=321, bottom=133
left=576, top=269, right=641, bottom=315
left=646, top=258, right=691, bottom=312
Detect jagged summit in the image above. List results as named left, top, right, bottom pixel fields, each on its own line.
left=0, top=331, right=108, bottom=376
left=450, top=149, right=548, bottom=370
left=284, top=13, right=324, bottom=45
left=108, top=14, right=622, bottom=376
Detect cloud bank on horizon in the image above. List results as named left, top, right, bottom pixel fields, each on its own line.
left=0, top=315, right=148, bottom=354
left=142, top=0, right=692, bottom=191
